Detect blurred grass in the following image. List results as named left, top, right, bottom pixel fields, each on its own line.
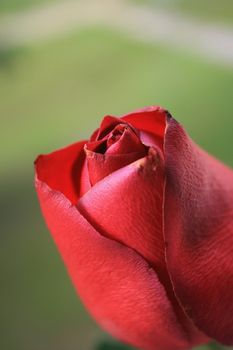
left=0, top=0, right=59, bottom=14
left=131, top=0, right=233, bottom=25
left=1, top=0, right=233, bottom=27
left=96, top=341, right=229, bottom=350
left=96, top=340, right=134, bottom=350
left=1, top=27, right=233, bottom=180
left=0, top=27, right=233, bottom=350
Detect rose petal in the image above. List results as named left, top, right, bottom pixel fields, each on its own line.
left=35, top=140, right=87, bottom=204
left=35, top=177, right=191, bottom=350
left=89, top=116, right=124, bottom=142
left=78, top=148, right=166, bottom=275
left=95, top=116, right=126, bottom=141
left=86, top=124, right=147, bottom=185
left=85, top=150, right=146, bottom=186
left=79, top=158, right=91, bottom=197
left=164, top=116, right=233, bottom=345
left=77, top=147, right=206, bottom=344
left=106, top=125, right=145, bottom=155
left=88, top=119, right=143, bottom=155
left=122, top=106, right=167, bottom=150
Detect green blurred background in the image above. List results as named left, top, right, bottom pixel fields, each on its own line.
left=0, top=1, right=233, bottom=350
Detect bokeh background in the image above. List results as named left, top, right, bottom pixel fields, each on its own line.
left=0, top=1, right=233, bottom=350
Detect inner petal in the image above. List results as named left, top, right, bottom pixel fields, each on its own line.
left=107, top=124, right=126, bottom=149
left=85, top=122, right=148, bottom=186
left=106, top=124, right=146, bottom=155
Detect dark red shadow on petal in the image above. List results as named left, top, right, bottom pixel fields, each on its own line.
left=35, top=140, right=86, bottom=204
left=164, top=116, right=233, bottom=345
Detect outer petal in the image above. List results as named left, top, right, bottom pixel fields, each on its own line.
left=164, top=116, right=233, bottom=345
left=77, top=149, right=207, bottom=345
left=35, top=177, right=190, bottom=350
left=35, top=140, right=87, bottom=204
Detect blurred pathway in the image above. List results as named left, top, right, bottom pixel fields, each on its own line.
left=1, top=0, right=233, bottom=67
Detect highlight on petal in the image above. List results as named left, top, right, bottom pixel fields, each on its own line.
left=35, top=140, right=87, bottom=204
left=164, top=116, right=233, bottom=345
left=35, top=178, right=191, bottom=350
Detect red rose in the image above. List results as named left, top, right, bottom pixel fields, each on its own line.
left=35, top=106, right=233, bottom=350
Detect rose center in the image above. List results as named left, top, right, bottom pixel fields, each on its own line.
left=85, top=120, right=148, bottom=186
left=107, top=124, right=127, bottom=148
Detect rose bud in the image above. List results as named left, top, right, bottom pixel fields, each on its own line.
left=35, top=106, right=233, bottom=350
